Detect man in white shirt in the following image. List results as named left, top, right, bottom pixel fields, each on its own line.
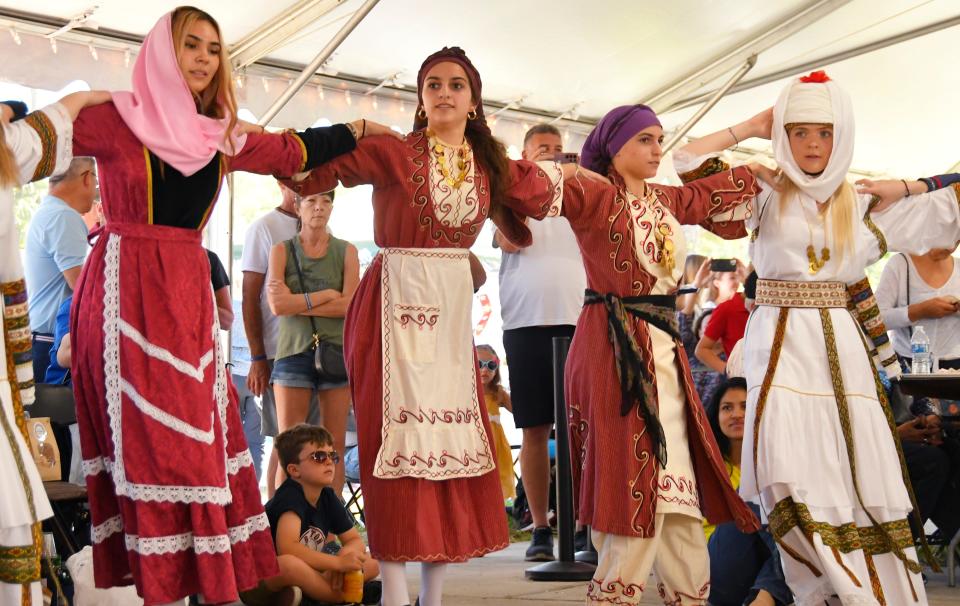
left=240, top=183, right=318, bottom=494
left=495, top=124, right=587, bottom=561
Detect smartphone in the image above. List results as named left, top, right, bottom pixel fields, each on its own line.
left=710, top=258, right=737, bottom=273
left=554, top=152, right=580, bottom=165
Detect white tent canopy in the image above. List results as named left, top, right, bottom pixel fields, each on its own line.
left=1, top=0, right=958, bottom=175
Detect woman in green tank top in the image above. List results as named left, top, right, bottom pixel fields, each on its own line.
left=266, top=189, right=360, bottom=493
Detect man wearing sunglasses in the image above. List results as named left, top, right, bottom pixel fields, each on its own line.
left=24, top=157, right=98, bottom=378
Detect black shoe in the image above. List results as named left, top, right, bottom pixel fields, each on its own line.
left=361, top=580, right=382, bottom=605
left=573, top=528, right=588, bottom=552
left=525, top=526, right=555, bottom=561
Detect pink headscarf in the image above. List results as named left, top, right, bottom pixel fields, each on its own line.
left=111, top=11, right=246, bottom=176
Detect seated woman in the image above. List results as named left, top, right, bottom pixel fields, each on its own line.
left=704, top=377, right=792, bottom=606
left=267, top=188, right=360, bottom=496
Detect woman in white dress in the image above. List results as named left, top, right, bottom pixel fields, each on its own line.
left=683, top=71, right=960, bottom=605
left=0, top=91, right=106, bottom=605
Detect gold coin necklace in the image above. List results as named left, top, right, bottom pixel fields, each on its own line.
left=801, top=199, right=830, bottom=275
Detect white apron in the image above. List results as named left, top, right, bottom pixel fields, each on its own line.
left=374, top=247, right=495, bottom=480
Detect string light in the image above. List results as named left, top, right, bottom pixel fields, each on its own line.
left=399, top=101, right=405, bottom=114
left=235, top=73, right=246, bottom=89
left=9, top=28, right=21, bottom=45
left=262, top=77, right=270, bottom=93
left=49, top=38, right=58, bottom=53
left=564, top=130, right=570, bottom=142
left=88, top=42, right=98, bottom=61
left=318, top=86, right=325, bottom=101
left=372, top=98, right=378, bottom=110
left=123, top=47, right=131, bottom=68
left=344, top=90, right=352, bottom=106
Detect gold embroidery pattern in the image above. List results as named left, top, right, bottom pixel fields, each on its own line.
left=863, top=196, right=888, bottom=257
left=676, top=157, right=729, bottom=184
left=751, top=307, right=789, bottom=488
left=865, top=553, right=887, bottom=605
left=769, top=496, right=913, bottom=558
left=0, top=541, right=42, bottom=584
left=588, top=577, right=645, bottom=604
left=408, top=131, right=484, bottom=246
left=755, top=279, right=847, bottom=308
left=23, top=110, right=58, bottom=182
left=2, top=280, right=33, bottom=398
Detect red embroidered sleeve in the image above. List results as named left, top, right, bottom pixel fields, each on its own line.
left=658, top=166, right=758, bottom=227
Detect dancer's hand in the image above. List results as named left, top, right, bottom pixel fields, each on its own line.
left=856, top=178, right=927, bottom=212
left=350, top=119, right=404, bottom=141
left=561, top=163, right=610, bottom=185
left=743, top=107, right=774, bottom=140
left=746, top=162, right=780, bottom=189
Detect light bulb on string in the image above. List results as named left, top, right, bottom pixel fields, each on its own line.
left=399, top=101, right=405, bottom=114
left=88, top=42, right=98, bottom=61
left=344, top=90, right=352, bottom=106
left=123, top=48, right=132, bottom=68
left=372, top=98, right=378, bottom=110
left=318, top=86, right=325, bottom=101
left=49, top=38, right=58, bottom=54
left=9, top=28, right=21, bottom=45
left=564, top=130, right=570, bottom=142
left=262, top=77, right=270, bottom=93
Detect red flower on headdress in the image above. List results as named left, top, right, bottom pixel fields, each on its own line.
left=799, top=70, right=831, bottom=83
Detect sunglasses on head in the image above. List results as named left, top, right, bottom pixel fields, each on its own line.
left=478, top=359, right=498, bottom=371
left=301, top=449, right=340, bottom=465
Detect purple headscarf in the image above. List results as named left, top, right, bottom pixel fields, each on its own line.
left=580, top=104, right=661, bottom=176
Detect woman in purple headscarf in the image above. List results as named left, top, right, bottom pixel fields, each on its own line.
left=549, top=104, right=773, bottom=605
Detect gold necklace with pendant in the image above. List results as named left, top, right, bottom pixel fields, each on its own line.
left=800, top=199, right=830, bottom=275
left=428, top=130, right=470, bottom=188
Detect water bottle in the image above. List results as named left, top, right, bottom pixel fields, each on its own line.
left=910, top=326, right=932, bottom=374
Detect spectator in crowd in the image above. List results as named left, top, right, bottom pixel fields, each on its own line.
left=696, top=260, right=749, bottom=373
left=24, top=156, right=96, bottom=377
left=241, top=183, right=320, bottom=495
left=704, top=377, right=792, bottom=606
left=493, top=123, right=586, bottom=561
left=207, top=248, right=234, bottom=330
left=723, top=271, right=756, bottom=381
left=476, top=344, right=516, bottom=502
left=877, top=247, right=960, bottom=373
left=877, top=247, right=960, bottom=542
left=680, top=257, right=723, bottom=402
left=247, top=424, right=380, bottom=606
left=267, top=189, right=359, bottom=495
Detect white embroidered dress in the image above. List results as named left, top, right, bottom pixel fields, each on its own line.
left=742, top=181, right=960, bottom=606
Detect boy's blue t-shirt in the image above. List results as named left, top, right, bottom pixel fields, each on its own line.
left=265, top=478, right=353, bottom=553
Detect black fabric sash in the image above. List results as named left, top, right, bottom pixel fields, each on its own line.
left=583, top=289, right=679, bottom=467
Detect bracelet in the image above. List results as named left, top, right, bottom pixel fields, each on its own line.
left=361, top=118, right=366, bottom=138
left=304, top=292, right=313, bottom=310
left=919, top=177, right=935, bottom=193
left=900, top=179, right=911, bottom=198
left=251, top=354, right=267, bottom=362
left=345, top=122, right=359, bottom=141
left=727, top=127, right=739, bottom=146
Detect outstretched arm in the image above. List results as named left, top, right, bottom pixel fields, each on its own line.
left=677, top=108, right=773, bottom=157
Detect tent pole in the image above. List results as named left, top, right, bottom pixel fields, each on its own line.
left=642, top=0, right=849, bottom=113
left=666, top=13, right=960, bottom=114
left=661, top=55, right=756, bottom=154
left=258, top=0, right=381, bottom=126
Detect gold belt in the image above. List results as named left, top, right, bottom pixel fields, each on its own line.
left=755, top=279, right=848, bottom=309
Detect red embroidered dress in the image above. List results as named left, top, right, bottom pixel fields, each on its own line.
left=287, top=131, right=559, bottom=562
left=558, top=170, right=761, bottom=538
left=70, top=102, right=356, bottom=605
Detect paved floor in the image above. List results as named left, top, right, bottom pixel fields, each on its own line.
left=399, top=542, right=960, bottom=605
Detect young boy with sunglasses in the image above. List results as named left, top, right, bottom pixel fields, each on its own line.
left=246, top=424, right=380, bottom=605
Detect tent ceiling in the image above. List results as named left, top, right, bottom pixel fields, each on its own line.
left=1, top=0, right=957, bottom=174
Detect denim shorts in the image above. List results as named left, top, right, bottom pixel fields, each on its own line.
left=271, top=350, right=348, bottom=391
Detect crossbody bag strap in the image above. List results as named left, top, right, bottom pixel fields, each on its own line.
left=902, top=253, right=912, bottom=338
left=286, top=239, right=321, bottom=347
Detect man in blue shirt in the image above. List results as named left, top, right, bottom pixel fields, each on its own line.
left=24, top=157, right=96, bottom=378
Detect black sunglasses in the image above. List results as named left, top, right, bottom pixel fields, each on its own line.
left=301, top=449, right=340, bottom=465
left=478, top=359, right=498, bottom=371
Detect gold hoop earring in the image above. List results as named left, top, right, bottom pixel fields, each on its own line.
left=417, top=107, right=427, bottom=119
left=467, top=109, right=478, bottom=120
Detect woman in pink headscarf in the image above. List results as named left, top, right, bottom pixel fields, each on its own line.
left=69, top=7, right=394, bottom=605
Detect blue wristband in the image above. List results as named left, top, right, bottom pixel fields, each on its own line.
left=251, top=354, right=267, bottom=362
left=919, top=173, right=960, bottom=192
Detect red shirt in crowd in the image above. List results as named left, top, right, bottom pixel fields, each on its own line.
left=705, top=292, right=749, bottom=356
